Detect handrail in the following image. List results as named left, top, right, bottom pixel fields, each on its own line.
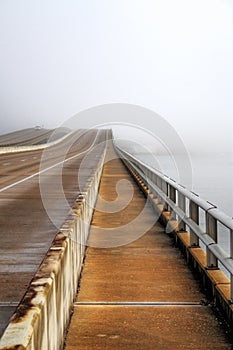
left=115, top=144, right=233, bottom=302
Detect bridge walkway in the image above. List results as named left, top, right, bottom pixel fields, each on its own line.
left=64, top=145, right=232, bottom=349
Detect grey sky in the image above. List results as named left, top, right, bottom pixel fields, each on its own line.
left=0, top=0, right=232, bottom=153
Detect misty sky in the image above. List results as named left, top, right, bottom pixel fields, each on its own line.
left=0, top=0, right=232, bottom=153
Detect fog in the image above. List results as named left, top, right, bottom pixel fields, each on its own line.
left=0, top=0, right=232, bottom=154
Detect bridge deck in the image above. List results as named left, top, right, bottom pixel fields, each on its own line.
left=0, top=130, right=107, bottom=338
left=65, top=146, right=232, bottom=349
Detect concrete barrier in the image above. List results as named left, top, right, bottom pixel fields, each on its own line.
left=0, top=148, right=106, bottom=350
left=0, top=132, right=72, bottom=154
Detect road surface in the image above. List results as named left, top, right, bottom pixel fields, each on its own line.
left=0, top=128, right=109, bottom=337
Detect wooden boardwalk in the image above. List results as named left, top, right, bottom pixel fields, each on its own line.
left=65, top=146, right=232, bottom=349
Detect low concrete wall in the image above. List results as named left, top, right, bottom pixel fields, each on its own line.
left=0, top=132, right=72, bottom=154
left=0, top=148, right=106, bottom=350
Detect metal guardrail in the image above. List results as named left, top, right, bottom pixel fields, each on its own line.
left=115, top=146, right=233, bottom=302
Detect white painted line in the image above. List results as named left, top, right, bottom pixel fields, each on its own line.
left=74, top=301, right=202, bottom=306
left=20, top=159, right=26, bottom=162
left=2, top=163, right=11, bottom=166
left=0, top=131, right=100, bottom=194
left=0, top=302, right=18, bottom=307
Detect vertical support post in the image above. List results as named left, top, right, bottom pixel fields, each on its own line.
left=178, top=192, right=186, bottom=231
left=153, top=174, right=158, bottom=198
left=169, top=185, right=176, bottom=220
left=189, top=200, right=199, bottom=246
left=156, top=177, right=163, bottom=205
left=157, top=177, right=162, bottom=189
left=148, top=169, right=152, bottom=182
left=170, top=185, right=176, bottom=202
left=231, top=274, right=233, bottom=304
left=153, top=173, right=157, bottom=186
left=161, top=179, right=168, bottom=210
left=206, top=212, right=218, bottom=268
left=230, top=229, right=233, bottom=302
left=230, top=229, right=233, bottom=263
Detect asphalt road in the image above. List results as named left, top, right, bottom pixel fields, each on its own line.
left=0, top=127, right=69, bottom=146
left=0, top=129, right=109, bottom=337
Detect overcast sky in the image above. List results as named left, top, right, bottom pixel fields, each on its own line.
left=0, top=0, right=232, bottom=153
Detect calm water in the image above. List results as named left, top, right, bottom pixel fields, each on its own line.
left=134, top=152, right=233, bottom=217
left=125, top=149, right=233, bottom=258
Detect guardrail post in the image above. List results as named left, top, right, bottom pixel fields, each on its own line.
left=161, top=179, right=168, bottom=210
left=206, top=212, right=218, bottom=268
left=231, top=274, right=233, bottom=303
left=169, top=185, right=176, bottom=202
left=152, top=172, right=157, bottom=185
left=189, top=201, right=199, bottom=246
left=178, top=192, right=186, bottom=231
left=157, top=177, right=162, bottom=189
left=230, top=229, right=233, bottom=263
left=169, top=184, right=176, bottom=220
left=231, top=229, right=233, bottom=302
left=156, top=178, right=164, bottom=208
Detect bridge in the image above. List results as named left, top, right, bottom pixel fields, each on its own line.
left=0, top=130, right=232, bottom=349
